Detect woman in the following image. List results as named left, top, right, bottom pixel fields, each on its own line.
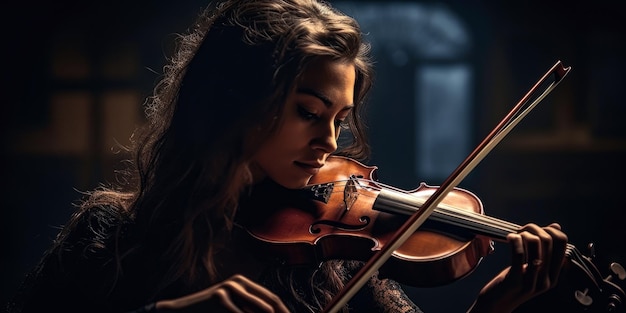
left=9, top=0, right=567, bottom=312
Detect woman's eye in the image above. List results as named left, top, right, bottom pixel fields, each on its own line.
left=297, top=106, right=318, bottom=121
left=335, top=119, right=350, bottom=129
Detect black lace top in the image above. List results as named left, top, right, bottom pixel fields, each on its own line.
left=7, top=205, right=422, bottom=313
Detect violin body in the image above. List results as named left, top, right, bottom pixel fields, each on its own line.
left=239, top=155, right=492, bottom=287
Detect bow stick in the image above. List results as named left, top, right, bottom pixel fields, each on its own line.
left=323, top=60, right=572, bottom=313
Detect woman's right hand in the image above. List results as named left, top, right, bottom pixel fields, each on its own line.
left=154, top=274, right=290, bottom=313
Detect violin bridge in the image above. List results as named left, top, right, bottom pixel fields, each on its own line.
left=343, top=176, right=359, bottom=211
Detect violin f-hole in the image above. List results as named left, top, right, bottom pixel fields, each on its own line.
left=309, top=216, right=371, bottom=234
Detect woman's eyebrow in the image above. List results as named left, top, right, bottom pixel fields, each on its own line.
left=296, top=87, right=354, bottom=109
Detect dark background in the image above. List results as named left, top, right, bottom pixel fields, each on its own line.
left=2, top=0, right=625, bottom=312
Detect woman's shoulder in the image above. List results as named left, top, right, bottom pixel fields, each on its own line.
left=8, top=201, right=136, bottom=312
left=38, top=201, right=135, bottom=282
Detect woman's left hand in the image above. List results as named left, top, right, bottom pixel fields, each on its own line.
left=468, top=223, right=568, bottom=313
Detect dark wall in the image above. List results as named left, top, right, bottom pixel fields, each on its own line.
left=3, top=0, right=625, bottom=312
left=359, top=1, right=626, bottom=311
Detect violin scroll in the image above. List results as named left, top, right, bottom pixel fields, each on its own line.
left=514, top=243, right=625, bottom=313
left=604, top=261, right=625, bottom=312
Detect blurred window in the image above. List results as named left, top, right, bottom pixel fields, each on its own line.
left=334, top=2, right=472, bottom=181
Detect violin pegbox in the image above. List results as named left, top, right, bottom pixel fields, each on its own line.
left=602, top=261, right=625, bottom=311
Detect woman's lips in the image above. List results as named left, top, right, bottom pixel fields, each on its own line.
left=294, top=161, right=323, bottom=175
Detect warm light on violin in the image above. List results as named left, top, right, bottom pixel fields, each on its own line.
left=241, top=156, right=494, bottom=287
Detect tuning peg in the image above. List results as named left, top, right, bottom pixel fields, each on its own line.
left=609, top=262, right=625, bottom=281
left=575, top=288, right=594, bottom=307
left=587, top=242, right=596, bottom=259
left=605, top=262, right=625, bottom=312
left=607, top=294, right=622, bottom=312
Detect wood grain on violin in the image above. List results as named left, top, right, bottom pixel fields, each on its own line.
left=240, top=156, right=493, bottom=287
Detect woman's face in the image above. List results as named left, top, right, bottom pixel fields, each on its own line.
left=251, top=59, right=356, bottom=189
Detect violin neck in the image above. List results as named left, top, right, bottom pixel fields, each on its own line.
left=374, top=188, right=520, bottom=242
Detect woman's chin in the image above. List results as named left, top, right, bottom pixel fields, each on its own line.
left=274, top=176, right=313, bottom=190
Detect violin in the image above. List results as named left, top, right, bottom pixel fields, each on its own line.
left=241, top=155, right=492, bottom=286
left=240, top=155, right=626, bottom=312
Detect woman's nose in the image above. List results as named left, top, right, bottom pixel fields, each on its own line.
left=311, top=121, right=338, bottom=153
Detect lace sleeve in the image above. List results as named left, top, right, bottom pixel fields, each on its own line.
left=344, top=261, right=423, bottom=313
left=366, top=274, right=423, bottom=313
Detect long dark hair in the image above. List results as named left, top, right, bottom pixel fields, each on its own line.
left=63, top=0, right=372, bottom=310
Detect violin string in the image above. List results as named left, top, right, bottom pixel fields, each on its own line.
left=338, top=178, right=520, bottom=237
left=315, top=179, right=521, bottom=240
left=313, top=179, right=606, bottom=254
left=356, top=179, right=522, bottom=237
left=565, top=244, right=603, bottom=287
left=312, top=179, right=595, bottom=271
left=368, top=182, right=599, bottom=274
left=430, top=207, right=516, bottom=240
